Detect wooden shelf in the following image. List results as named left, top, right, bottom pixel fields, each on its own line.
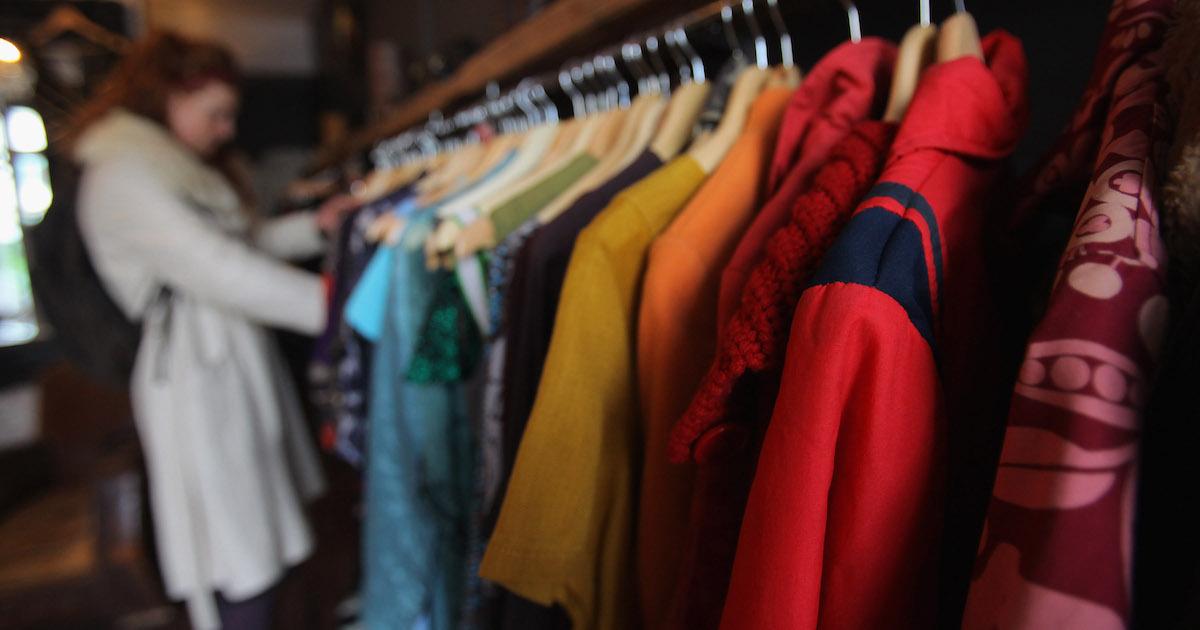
left=315, top=0, right=718, bottom=170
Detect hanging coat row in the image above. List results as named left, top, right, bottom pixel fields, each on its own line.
left=306, top=0, right=1197, bottom=627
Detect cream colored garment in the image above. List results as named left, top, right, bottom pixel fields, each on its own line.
left=76, top=109, right=327, bottom=630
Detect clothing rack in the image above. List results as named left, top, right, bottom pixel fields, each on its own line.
left=311, top=0, right=682, bottom=170
left=312, top=1, right=1180, bottom=627
left=366, top=0, right=852, bottom=170
left=319, top=0, right=831, bottom=171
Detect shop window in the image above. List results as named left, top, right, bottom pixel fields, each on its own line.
left=0, top=105, right=49, bottom=346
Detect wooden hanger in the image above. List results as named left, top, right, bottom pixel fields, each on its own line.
left=355, top=159, right=427, bottom=205
left=521, top=117, right=582, bottom=179
left=364, top=141, right=475, bottom=243
left=476, top=116, right=580, bottom=215
left=617, top=92, right=671, bottom=168
left=683, top=0, right=786, bottom=174
left=884, top=1, right=938, bottom=122
left=513, top=65, right=602, bottom=179
left=531, top=92, right=666, bottom=227
left=455, top=109, right=613, bottom=227
left=649, top=80, right=711, bottom=160
left=552, top=96, right=649, bottom=194
left=392, top=131, right=515, bottom=248
left=937, top=1, right=983, bottom=63
left=421, top=130, right=521, bottom=206
left=364, top=160, right=431, bottom=242
left=549, top=45, right=661, bottom=173
left=524, top=38, right=674, bottom=229
left=448, top=89, right=654, bottom=261
left=494, top=109, right=602, bottom=203
left=583, top=107, right=628, bottom=161
left=423, top=122, right=561, bottom=262
left=439, top=66, right=603, bottom=255
left=436, top=123, right=559, bottom=219
left=28, top=5, right=129, bottom=53
left=415, top=141, right=483, bottom=200
left=464, top=130, right=525, bottom=182
left=769, top=65, right=802, bottom=89
left=688, top=65, right=770, bottom=174
left=452, top=38, right=676, bottom=256
left=429, top=61, right=621, bottom=258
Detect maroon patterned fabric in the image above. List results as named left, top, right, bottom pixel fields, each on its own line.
left=963, top=1, right=1173, bottom=627
left=1010, top=0, right=1173, bottom=229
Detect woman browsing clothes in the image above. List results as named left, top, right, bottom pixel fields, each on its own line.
left=69, top=32, right=354, bottom=630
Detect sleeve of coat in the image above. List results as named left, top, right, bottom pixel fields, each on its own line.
left=719, top=283, right=943, bottom=630
left=82, top=156, right=326, bottom=335
left=253, top=210, right=326, bottom=261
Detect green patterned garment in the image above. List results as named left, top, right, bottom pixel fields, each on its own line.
left=407, top=268, right=484, bottom=384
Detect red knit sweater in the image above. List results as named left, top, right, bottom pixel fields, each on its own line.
left=668, top=120, right=897, bottom=463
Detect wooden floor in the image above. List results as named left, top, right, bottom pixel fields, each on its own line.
left=0, top=361, right=363, bottom=630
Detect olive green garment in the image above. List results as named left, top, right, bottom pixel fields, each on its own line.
left=488, top=152, right=599, bottom=242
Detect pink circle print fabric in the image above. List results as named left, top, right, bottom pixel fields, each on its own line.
left=963, top=1, right=1173, bottom=628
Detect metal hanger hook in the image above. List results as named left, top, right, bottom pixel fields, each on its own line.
left=630, top=39, right=657, bottom=95
left=593, top=53, right=620, bottom=110
left=604, top=50, right=631, bottom=108
left=644, top=34, right=672, bottom=95
left=513, top=79, right=539, bottom=126
left=578, top=60, right=601, bottom=114
left=532, top=82, right=558, bottom=123
left=559, top=62, right=585, bottom=118
left=741, top=0, right=769, bottom=68
left=673, top=24, right=705, bottom=83
left=663, top=28, right=692, bottom=84
left=621, top=42, right=648, bottom=96
left=721, top=5, right=745, bottom=61
left=764, top=0, right=793, bottom=68
left=841, top=0, right=862, bottom=43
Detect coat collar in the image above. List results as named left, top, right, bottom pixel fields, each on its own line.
left=75, top=108, right=243, bottom=227
left=769, top=37, right=896, bottom=191
left=889, top=30, right=1030, bottom=162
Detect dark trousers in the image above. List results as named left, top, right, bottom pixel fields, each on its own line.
left=216, top=584, right=277, bottom=630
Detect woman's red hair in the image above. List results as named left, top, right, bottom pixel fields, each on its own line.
left=65, top=31, right=252, bottom=200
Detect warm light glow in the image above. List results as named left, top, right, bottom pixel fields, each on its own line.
left=6, top=107, right=47, bottom=153
left=0, top=165, right=18, bottom=246
left=0, top=39, right=20, bottom=64
left=18, top=178, right=51, bottom=220
left=14, top=153, right=51, bottom=224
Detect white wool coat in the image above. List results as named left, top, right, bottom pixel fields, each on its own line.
left=75, top=109, right=327, bottom=629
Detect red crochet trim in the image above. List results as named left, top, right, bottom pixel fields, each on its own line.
left=668, top=121, right=897, bottom=463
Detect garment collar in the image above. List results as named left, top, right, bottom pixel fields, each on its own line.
left=889, top=30, right=1030, bottom=161
left=769, top=37, right=896, bottom=190
left=74, top=107, right=241, bottom=219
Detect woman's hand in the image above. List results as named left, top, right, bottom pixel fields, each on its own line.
left=315, top=193, right=363, bottom=234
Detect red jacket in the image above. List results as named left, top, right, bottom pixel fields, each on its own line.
left=664, top=120, right=896, bottom=630
left=719, top=32, right=1028, bottom=630
left=717, top=39, right=897, bottom=330
left=662, top=42, right=897, bottom=630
